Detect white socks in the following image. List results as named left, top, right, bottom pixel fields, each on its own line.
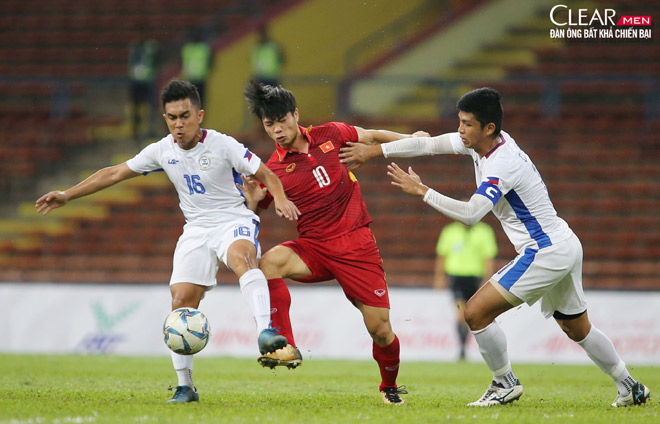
left=472, top=322, right=636, bottom=394
left=577, top=326, right=633, bottom=394
left=169, top=268, right=270, bottom=389
left=171, top=351, right=194, bottom=388
left=472, top=322, right=517, bottom=388
left=238, top=268, right=271, bottom=333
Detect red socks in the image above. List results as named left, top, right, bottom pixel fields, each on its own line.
left=373, top=335, right=400, bottom=390
left=269, top=277, right=400, bottom=391
left=267, top=278, right=296, bottom=348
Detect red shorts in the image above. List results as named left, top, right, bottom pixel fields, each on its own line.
left=281, top=226, right=390, bottom=308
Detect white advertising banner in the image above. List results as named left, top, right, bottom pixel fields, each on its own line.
left=2, top=283, right=659, bottom=364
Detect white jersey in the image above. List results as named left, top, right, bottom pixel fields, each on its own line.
left=449, top=131, right=573, bottom=254
left=126, top=129, right=261, bottom=227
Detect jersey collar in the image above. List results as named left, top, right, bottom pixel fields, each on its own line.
left=485, top=133, right=506, bottom=158
left=274, top=125, right=313, bottom=162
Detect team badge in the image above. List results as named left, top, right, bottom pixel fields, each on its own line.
left=286, top=163, right=296, bottom=172
left=199, top=155, right=212, bottom=170
left=320, top=141, right=334, bottom=153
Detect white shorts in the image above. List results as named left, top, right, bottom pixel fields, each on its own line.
left=169, top=217, right=261, bottom=288
left=491, top=233, right=587, bottom=319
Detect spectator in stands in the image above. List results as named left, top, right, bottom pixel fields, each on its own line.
left=250, top=24, right=284, bottom=87
left=35, top=79, right=300, bottom=404
left=338, top=87, right=651, bottom=408
left=435, top=219, right=497, bottom=360
left=243, top=79, right=428, bottom=405
left=128, top=38, right=160, bottom=140
left=181, top=30, right=212, bottom=103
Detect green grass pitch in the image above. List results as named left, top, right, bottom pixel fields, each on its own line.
left=1, top=354, right=657, bottom=424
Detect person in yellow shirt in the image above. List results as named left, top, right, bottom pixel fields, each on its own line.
left=435, top=220, right=497, bottom=360
left=181, top=30, right=212, bottom=103
left=250, top=25, right=284, bottom=87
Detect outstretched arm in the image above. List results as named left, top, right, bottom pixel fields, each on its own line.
left=253, top=163, right=300, bottom=221
left=339, top=132, right=454, bottom=171
left=387, top=162, right=493, bottom=226
left=337, top=126, right=429, bottom=172
left=35, top=163, right=139, bottom=215
left=354, top=126, right=429, bottom=145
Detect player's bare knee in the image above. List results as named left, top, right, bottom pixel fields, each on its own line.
left=227, top=241, right=258, bottom=275
left=369, top=327, right=393, bottom=346
left=365, top=319, right=393, bottom=345
left=259, top=253, right=282, bottom=278
left=228, top=253, right=255, bottom=276
left=260, top=247, right=290, bottom=278
left=463, top=302, right=482, bottom=330
left=171, top=294, right=197, bottom=310
left=170, top=283, right=203, bottom=310
left=558, top=321, right=590, bottom=342
left=557, top=323, right=579, bottom=341
left=554, top=310, right=589, bottom=341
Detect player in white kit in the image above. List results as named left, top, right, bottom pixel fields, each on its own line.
left=339, top=87, right=650, bottom=407
left=36, top=79, right=300, bottom=403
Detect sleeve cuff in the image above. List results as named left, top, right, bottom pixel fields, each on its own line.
left=381, top=143, right=390, bottom=158
left=423, top=188, right=435, bottom=203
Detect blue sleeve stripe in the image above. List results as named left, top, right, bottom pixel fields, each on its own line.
left=504, top=190, right=552, bottom=248
left=142, top=168, right=164, bottom=176
left=232, top=168, right=244, bottom=197
left=475, top=181, right=502, bottom=205
left=498, top=247, right=537, bottom=290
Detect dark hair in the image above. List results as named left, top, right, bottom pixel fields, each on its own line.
left=243, top=79, right=297, bottom=120
left=456, top=87, right=503, bottom=136
left=160, top=79, right=202, bottom=111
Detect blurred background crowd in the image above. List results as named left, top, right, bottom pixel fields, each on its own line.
left=0, top=0, right=657, bottom=290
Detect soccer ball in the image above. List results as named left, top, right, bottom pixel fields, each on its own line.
left=163, top=307, right=211, bottom=355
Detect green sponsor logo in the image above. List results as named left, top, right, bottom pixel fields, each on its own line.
left=91, top=300, right=142, bottom=333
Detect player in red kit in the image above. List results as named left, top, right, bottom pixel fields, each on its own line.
left=243, top=80, right=427, bottom=405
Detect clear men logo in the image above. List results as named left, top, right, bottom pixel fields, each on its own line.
left=550, top=4, right=617, bottom=26
left=76, top=300, right=142, bottom=353
left=549, top=4, right=652, bottom=40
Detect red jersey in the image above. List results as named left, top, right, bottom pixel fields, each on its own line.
left=259, top=122, right=372, bottom=240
